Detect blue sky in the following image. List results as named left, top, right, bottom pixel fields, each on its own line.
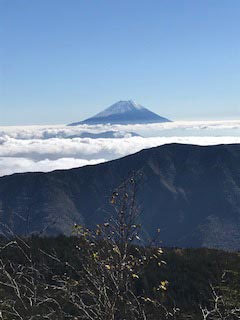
left=1, top=0, right=240, bottom=125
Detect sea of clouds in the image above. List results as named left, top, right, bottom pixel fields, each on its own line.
left=1, top=120, right=240, bottom=177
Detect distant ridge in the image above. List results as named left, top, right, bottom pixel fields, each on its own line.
left=68, top=100, right=171, bottom=125
left=0, top=143, right=240, bottom=251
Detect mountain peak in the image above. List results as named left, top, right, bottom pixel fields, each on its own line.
left=115, top=100, right=144, bottom=109
left=68, top=100, right=171, bottom=126
left=95, top=100, right=144, bottom=118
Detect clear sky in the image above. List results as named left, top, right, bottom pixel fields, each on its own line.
left=1, top=0, right=240, bottom=125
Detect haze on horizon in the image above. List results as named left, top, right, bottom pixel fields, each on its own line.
left=1, top=0, right=240, bottom=126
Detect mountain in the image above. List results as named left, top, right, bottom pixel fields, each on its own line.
left=68, top=100, right=171, bottom=125
left=0, top=143, right=240, bottom=250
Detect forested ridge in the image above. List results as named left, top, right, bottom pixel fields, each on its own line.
left=1, top=143, right=240, bottom=251
left=0, top=172, right=240, bottom=319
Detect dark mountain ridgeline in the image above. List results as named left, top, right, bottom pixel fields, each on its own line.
left=0, top=143, right=240, bottom=250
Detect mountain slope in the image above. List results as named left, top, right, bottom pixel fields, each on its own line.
left=68, top=100, right=171, bottom=125
left=0, top=143, right=240, bottom=250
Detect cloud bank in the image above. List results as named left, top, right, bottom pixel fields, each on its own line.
left=0, top=157, right=105, bottom=177
left=1, top=120, right=240, bottom=177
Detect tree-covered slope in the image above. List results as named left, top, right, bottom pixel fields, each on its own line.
left=0, top=143, right=240, bottom=250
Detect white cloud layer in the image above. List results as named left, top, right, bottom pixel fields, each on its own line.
left=0, top=157, right=106, bottom=177
left=1, top=120, right=240, bottom=177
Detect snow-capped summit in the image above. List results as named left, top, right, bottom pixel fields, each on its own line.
left=68, top=100, right=171, bottom=126
left=95, top=100, right=144, bottom=117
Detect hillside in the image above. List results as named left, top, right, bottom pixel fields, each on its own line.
left=0, top=143, right=240, bottom=250
left=0, top=237, right=239, bottom=319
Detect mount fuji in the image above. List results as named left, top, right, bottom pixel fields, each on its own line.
left=68, top=100, right=171, bottom=125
